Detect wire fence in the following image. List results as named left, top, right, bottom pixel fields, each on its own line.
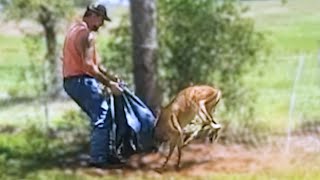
left=1, top=52, right=319, bottom=153
left=213, top=52, right=320, bottom=154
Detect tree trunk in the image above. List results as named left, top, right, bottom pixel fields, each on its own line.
left=130, top=0, right=160, bottom=113
left=39, top=6, right=64, bottom=98
left=43, top=23, right=63, bottom=98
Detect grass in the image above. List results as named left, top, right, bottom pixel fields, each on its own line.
left=0, top=35, right=29, bottom=94
left=0, top=99, right=79, bottom=126
left=245, top=54, right=320, bottom=129
left=0, top=111, right=90, bottom=180
left=14, top=169, right=320, bottom=180
left=242, top=0, right=320, bottom=128
left=1, top=124, right=319, bottom=180
left=245, top=0, right=320, bottom=54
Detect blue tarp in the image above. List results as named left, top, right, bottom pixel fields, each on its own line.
left=107, top=86, right=156, bottom=159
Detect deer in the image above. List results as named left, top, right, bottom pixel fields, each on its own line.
left=154, top=85, right=222, bottom=170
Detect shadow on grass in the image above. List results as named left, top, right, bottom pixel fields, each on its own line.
left=0, top=127, right=89, bottom=179
left=0, top=95, right=69, bottom=109
left=0, top=142, right=89, bottom=179
left=0, top=96, right=36, bottom=108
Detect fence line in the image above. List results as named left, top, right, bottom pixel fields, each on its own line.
left=285, top=54, right=305, bottom=153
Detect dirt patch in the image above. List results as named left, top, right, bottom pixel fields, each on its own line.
left=75, top=134, right=320, bottom=178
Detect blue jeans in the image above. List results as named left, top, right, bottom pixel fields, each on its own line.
left=63, top=75, right=111, bottom=164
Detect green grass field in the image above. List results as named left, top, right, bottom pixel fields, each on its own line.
left=0, top=35, right=28, bottom=94
left=243, top=0, right=320, bottom=129
left=245, top=0, right=320, bottom=54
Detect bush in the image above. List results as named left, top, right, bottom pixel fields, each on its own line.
left=101, top=16, right=134, bottom=89
left=158, top=0, right=268, bottom=118
left=102, top=0, right=268, bottom=122
left=0, top=111, right=89, bottom=179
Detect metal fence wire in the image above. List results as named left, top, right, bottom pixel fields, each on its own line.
left=179, top=53, right=320, bottom=155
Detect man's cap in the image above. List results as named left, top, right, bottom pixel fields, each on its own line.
left=87, top=4, right=111, bottom=22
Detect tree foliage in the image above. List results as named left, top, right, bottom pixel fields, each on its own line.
left=102, top=16, right=133, bottom=87
left=0, top=0, right=76, bottom=97
left=102, top=0, right=268, bottom=120
left=1, top=0, right=74, bottom=21
left=158, top=0, right=268, bottom=118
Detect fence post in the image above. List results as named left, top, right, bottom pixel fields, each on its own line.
left=318, top=45, right=320, bottom=81
left=318, top=42, right=320, bottom=66
left=286, top=54, right=305, bottom=153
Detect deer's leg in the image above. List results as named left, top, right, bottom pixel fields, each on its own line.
left=199, top=100, right=214, bottom=123
left=183, top=125, right=201, bottom=146
left=205, top=104, right=218, bottom=124
left=162, top=137, right=176, bottom=169
left=198, top=101, right=209, bottom=122
left=204, top=91, right=221, bottom=124
left=171, top=114, right=183, bottom=133
left=162, top=114, right=183, bottom=170
left=176, top=134, right=184, bottom=170
left=183, top=131, right=197, bottom=146
left=211, top=128, right=219, bottom=142
left=201, top=101, right=221, bottom=130
left=170, top=114, right=184, bottom=170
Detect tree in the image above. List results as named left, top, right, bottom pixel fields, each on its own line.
left=103, top=0, right=268, bottom=121
left=0, top=0, right=74, bottom=98
left=129, top=0, right=160, bottom=112
left=157, top=0, right=268, bottom=120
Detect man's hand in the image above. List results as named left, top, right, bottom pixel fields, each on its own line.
left=98, top=65, right=120, bottom=82
left=109, top=81, right=123, bottom=96
left=114, top=74, right=120, bottom=83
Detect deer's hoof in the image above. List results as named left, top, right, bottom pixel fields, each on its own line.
left=212, top=123, right=222, bottom=129
left=175, top=164, right=181, bottom=171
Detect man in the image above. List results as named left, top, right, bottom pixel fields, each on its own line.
left=62, top=4, right=123, bottom=168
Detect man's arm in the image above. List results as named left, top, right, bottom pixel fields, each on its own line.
left=75, top=30, right=122, bottom=95
left=76, top=30, right=111, bottom=86
left=95, top=51, right=120, bottom=82
left=98, top=65, right=119, bottom=82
